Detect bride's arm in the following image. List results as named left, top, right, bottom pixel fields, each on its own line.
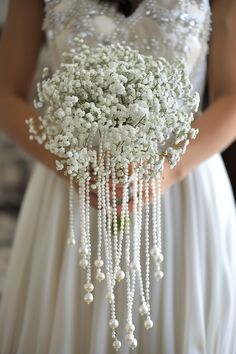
left=162, top=0, right=236, bottom=192
left=0, top=0, right=66, bottom=180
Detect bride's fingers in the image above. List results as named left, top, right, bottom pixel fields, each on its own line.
left=89, top=163, right=133, bottom=188
left=90, top=192, right=134, bottom=215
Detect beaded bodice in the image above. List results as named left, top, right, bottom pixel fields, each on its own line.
left=42, top=0, right=211, bottom=98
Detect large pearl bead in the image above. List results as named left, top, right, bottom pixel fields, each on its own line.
left=78, top=246, right=88, bottom=256
left=130, top=338, right=138, bottom=350
left=96, top=270, right=105, bottom=282
left=139, top=303, right=148, bottom=316
left=112, top=339, right=121, bottom=351
left=79, top=258, right=88, bottom=269
left=106, top=292, right=115, bottom=303
left=129, top=261, right=138, bottom=272
left=116, top=269, right=125, bottom=282
left=156, top=253, right=164, bottom=263
left=94, top=259, right=104, bottom=268
left=84, top=282, right=94, bottom=292
left=67, top=237, right=76, bottom=246
left=144, top=318, right=153, bottom=330
left=109, top=318, right=119, bottom=329
left=154, top=269, right=164, bottom=280
left=150, top=245, right=163, bottom=262
left=84, top=292, right=93, bottom=304
left=125, top=323, right=135, bottom=333
left=125, top=332, right=134, bottom=345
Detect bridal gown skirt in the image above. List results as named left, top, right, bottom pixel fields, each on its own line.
left=0, top=153, right=236, bottom=354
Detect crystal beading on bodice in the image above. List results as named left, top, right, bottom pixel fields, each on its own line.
left=43, top=0, right=211, bottom=99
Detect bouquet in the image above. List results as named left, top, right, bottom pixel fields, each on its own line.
left=26, top=36, right=199, bottom=351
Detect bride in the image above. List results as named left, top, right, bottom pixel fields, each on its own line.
left=0, top=0, right=236, bottom=353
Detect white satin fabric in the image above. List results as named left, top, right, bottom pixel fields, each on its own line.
left=0, top=0, right=236, bottom=353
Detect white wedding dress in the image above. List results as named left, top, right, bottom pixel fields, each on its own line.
left=0, top=0, right=236, bottom=353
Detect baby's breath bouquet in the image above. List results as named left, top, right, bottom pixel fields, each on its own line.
left=26, top=36, right=199, bottom=351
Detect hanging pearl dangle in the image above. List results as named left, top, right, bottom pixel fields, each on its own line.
left=67, top=146, right=164, bottom=351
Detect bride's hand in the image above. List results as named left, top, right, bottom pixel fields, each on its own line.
left=89, top=164, right=134, bottom=214
left=89, top=162, right=181, bottom=215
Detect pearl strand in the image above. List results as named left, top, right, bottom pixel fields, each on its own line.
left=154, top=173, right=164, bottom=281
left=116, top=167, right=128, bottom=271
left=143, top=177, right=153, bottom=330
left=132, top=168, right=138, bottom=268
left=83, top=175, right=94, bottom=305
left=95, top=143, right=105, bottom=282
left=67, top=176, right=76, bottom=246
left=151, top=177, right=158, bottom=249
left=129, top=166, right=137, bottom=317
left=124, top=166, right=137, bottom=350
left=105, top=152, right=114, bottom=286
left=78, top=179, right=89, bottom=270
left=100, top=157, right=115, bottom=307
left=157, top=174, right=162, bottom=252
left=136, top=169, right=149, bottom=318
left=100, top=155, right=120, bottom=349
left=111, top=165, right=125, bottom=284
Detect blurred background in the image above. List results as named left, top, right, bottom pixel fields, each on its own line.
left=0, top=0, right=48, bottom=300
left=0, top=0, right=235, bottom=302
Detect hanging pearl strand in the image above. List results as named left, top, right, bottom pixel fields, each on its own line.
left=124, top=164, right=137, bottom=350
left=83, top=173, right=94, bottom=305
left=132, top=166, right=138, bottom=267
left=130, top=165, right=138, bottom=302
left=143, top=176, right=153, bottom=330
left=105, top=152, right=120, bottom=347
left=111, top=165, right=125, bottom=284
left=154, top=173, right=164, bottom=281
left=94, top=142, right=105, bottom=282
left=78, top=178, right=89, bottom=270
left=128, top=164, right=137, bottom=330
left=101, top=156, right=113, bottom=301
left=151, top=176, right=158, bottom=250
left=136, top=165, right=149, bottom=318
left=99, top=150, right=120, bottom=349
left=105, top=151, right=114, bottom=286
left=67, top=176, right=76, bottom=246
left=66, top=154, right=165, bottom=350
left=116, top=167, right=129, bottom=274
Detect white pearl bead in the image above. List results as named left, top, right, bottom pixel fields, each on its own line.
left=78, top=246, right=88, bottom=256
left=125, top=332, right=134, bottom=345
left=79, top=258, right=88, bottom=269
left=150, top=245, right=163, bottom=261
left=154, top=269, right=164, bottom=280
left=67, top=237, right=76, bottom=246
left=129, top=261, right=138, bottom=272
left=109, top=318, right=119, bottom=329
left=150, top=245, right=158, bottom=254
left=139, top=303, right=148, bottom=316
left=116, top=269, right=125, bottom=282
left=125, top=323, right=135, bottom=333
left=156, top=253, right=164, bottom=263
left=112, top=339, right=121, bottom=351
left=84, top=282, right=94, bottom=292
left=84, top=292, right=93, bottom=304
left=91, top=183, right=97, bottom=190
left=144, top=318, right=153, bottom=330
left=106, top=292, right=115, bottom=303
left=94, top=259, right=104, bottom=268
left=96, top=270, right=105, bottom=282
left=130, top=338, right=138, bottom=350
